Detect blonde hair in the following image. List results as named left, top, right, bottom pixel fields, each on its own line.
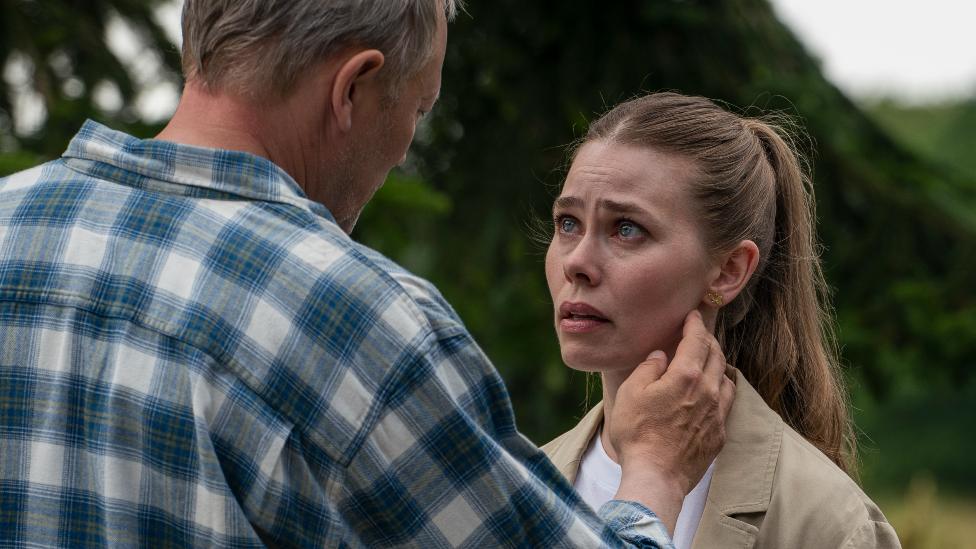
left=582, top=92, right=855, bottom=474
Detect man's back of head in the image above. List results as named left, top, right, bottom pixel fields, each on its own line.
left=156, top=0, right=458, bottom=233
left=180, top=0, right=460, bottom=102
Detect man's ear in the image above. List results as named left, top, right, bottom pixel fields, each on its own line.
left=704, top=240, right=760, bottom=307
left=331, top=49, right=386, bottom=132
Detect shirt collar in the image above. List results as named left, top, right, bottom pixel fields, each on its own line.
left=61, top=120, right=336, bottom=224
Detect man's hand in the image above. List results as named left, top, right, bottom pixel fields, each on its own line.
left=608, top=310, right=735, bottom=533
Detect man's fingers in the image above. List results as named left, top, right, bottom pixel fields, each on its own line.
left=702, top=337, right=727, bottom=389
left=724, top=363, right=736, bottom=382
left=682, top=309, right=706, bottom=339
left=665, top=310, right=711, bottom=383
left=627, top=350, right=669, bottom=387
left=719, top=376, right=735, bottom=419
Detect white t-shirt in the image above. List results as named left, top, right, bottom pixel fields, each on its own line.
left=574, top=430, right=714, bottom=549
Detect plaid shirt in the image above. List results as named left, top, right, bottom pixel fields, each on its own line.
left=0, top=121, right=674, bottom=548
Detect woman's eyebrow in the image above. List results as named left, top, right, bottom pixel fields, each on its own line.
left=598, top=198, right=651, bottom=216
left=553, top=196, right=584, bottom=212
left=553, top=197, right=654, bottom=218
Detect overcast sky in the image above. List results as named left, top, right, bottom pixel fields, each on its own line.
left=770, top=0, right=976, bottom=102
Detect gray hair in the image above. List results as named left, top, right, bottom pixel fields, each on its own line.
left=181, top=0, right=461, bottom=99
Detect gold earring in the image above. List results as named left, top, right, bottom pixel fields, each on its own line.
left=706, top=291, right=724, bottom=306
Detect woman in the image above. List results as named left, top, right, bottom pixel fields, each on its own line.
left=542, top=92, right=899, bottom=548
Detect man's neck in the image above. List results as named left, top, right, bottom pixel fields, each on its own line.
left=155, top=82, right=274, bottom=160
left=153, top=81, right=340, bottom=210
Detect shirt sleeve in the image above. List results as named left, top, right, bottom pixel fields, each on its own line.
left=335, top=324, right=676, bottom=548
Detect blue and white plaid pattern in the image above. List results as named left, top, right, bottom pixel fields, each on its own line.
left=0, top=121, right=674, bottom=548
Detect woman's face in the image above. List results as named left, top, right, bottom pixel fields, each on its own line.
left=545, top=140, right=717, bottom=373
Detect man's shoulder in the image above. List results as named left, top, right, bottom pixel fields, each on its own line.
left=165, top=199, right=464, bottom=371
left=349, top=241, right=463, bottom=327
left=0, top=158, right=85, bottom=197
left=0, top=152, right=464, bottom=359
left=0, top=152, right=491, bottom=464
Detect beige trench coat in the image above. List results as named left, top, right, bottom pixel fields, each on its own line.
left=542, top=372, right=901, bottom=548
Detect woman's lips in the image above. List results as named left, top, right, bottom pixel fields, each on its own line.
left=558, top=302, right=611, bottom=333
left=559, top=316, right=610, bottom=333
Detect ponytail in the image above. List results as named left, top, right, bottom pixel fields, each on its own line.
left=721, top=120, right=855, bottom=474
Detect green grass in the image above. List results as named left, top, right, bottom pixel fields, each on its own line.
left=877, top=476, right=976, bottom=549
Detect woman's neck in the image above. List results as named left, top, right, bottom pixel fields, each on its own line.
left=598, top=369, right=633, bottom=464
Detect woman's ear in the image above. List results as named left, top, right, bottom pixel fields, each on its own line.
left=704, top=240, right=760, bottom=308
left=330, top=49, right=386, bottom=132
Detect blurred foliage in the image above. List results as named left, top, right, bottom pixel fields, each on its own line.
left=855, top=382, right=976, bottom=498
left=0, top=150, right=40, bottom=174
left=3, top=0, right=975, bottom=502
left=358, top=170, right=454, bottom=276
left=0, top=0, right=180, bottom=156
left=866, top=97, right=976, bottom=178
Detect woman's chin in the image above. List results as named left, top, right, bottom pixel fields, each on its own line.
left=560, top=348, right=636, bottom=374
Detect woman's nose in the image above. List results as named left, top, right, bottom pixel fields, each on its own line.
left=563, top=236, right=602, bottom=286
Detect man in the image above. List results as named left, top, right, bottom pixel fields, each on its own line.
left=0, top=0, right=734, bottom=546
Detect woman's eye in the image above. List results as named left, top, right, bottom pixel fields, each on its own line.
left=556, top=215, right=578, bottom=234
left=616, top=220, right=644, bottom=239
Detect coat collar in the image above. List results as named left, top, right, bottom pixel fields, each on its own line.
left=542, top=371, right=783, bottom=548
left=542, top=402, right=604, bottom=484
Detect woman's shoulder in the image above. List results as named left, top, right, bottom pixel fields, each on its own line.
left=698, top=373, right=899, bottom=548
left=540, top=428, right=573, bottom=456
left=767, top=424, right=899, bottom=546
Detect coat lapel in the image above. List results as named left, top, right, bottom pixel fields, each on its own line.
left=690, top=371, right=782, bottom=548
left=541, top=403, right=604, bottom=484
